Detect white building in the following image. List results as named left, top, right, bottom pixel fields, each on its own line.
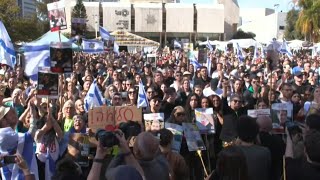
left=17, top=0, right=37, bottom=18
left=238, top=11, right=287, bottom=43
left=239, top=8, right=274, bottom=26
left=64, top=0, right=239, bottom=44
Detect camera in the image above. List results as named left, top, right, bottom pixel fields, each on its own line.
left=95, top=129, right=119, bottom=148
left=285, top=121, right=302, bottom=137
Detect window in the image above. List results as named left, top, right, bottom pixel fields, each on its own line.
left=279, top=26, right=285, bottom=30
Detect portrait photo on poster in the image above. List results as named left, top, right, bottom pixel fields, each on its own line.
left=50, top=42, right=73, bottom=73
left=47, top=1, right=67, bottom=32
left=37, top=71, right=59, bottom=98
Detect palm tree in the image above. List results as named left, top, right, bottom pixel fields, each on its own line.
left=296, top=0, right=320, bottom=42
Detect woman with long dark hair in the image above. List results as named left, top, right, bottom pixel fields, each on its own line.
left=184, top=93, right=201, bottom=123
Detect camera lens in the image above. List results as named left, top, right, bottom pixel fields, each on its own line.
left=95, top=129, right=119, bottom=148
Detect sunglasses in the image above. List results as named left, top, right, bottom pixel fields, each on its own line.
left=176, top=112, right=185, bottom=116
left=232, top=99, right=242, bottom=103
left=129, top=91, right=135, bottom=94
left=147, top=91, right=154, bottom=94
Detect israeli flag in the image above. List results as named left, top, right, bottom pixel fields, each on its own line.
left=99, top=26, right=111, bottom=40
left=84, top=80, right=104, bottom=112
left=280, top=39, right=293, bottom=58
left=236, top=43, right=245, bottom=62
left=174, top=40, right=182, bottom=49
left=24, top=44, right=50, bottom=81
left=82, top=39, right=104, bottom=53
left=0, top=21, right=16, bottom=68
left=137, top=80, right=148, bottom=108
left=114, top=41, right=120, bottom=56
left=312, top=46, right=318, bottom=59
left=206, top=57, right=212, bottom=77
left=189, top=52, right=201, bottom=70
left=206, top=39, right=213, bottom=52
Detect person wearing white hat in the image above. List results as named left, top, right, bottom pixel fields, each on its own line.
left=0, top=105, right=39, bottom=180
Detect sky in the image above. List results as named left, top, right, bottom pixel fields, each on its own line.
left=181, top=0, right=295, bottom=12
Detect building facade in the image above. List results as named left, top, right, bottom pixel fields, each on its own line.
left=64, top=0, right=239, bottom=45
left=17, top=0, right=37, bottom=18
left=238, top=11, right=287, bottom=43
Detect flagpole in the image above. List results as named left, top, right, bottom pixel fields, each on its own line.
left=58, top=30, right=61, bottom=42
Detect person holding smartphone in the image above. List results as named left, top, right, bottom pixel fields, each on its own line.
left=0, top=154, right=35, bottom=180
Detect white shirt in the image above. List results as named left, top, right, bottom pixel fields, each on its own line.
left=203, top=87, right=223, bottom=97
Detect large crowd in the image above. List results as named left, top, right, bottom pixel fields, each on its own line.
left=0, top=46, right=320, bottom=180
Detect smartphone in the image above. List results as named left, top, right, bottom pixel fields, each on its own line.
left=3, top=155, right=16, bottom=165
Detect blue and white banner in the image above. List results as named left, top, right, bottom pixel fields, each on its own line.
left=0, top=21, right=16, bottom=68
left=24, top=44, right=50, bottom=81
left=84, top=80, right=104, bottom=112
left=280, top=39, right=293, bottom=58
left=137, top=80, right=148, bottom=108
left=206, top=39, right=213, bottom=52
left=99, top=26, right=112, bottom=40
left=236, top=43, right=245, bottom=62
left=82, top=39, right=104, bottom=53
left=206, top=57, right=211, bottom=77
left=253, top=43, right=258, bottom=61
left=114, top=41, right=120, bottom=56
left=174, top=40, right=182, bottom=49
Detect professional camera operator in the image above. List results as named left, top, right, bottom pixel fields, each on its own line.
left=87, top=129, right=145, bottom=180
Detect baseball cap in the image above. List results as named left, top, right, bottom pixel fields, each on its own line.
left=183, top=71, right=192, bottom=76
left=294, top=71, right=303, bottom=77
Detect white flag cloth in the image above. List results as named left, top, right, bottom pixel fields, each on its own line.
left=114, top=41, right=120, bottom=56
left=280, top=39, right=293, bottom=58
left=99, top=26, right=111, bottom=40
left=82, top=39, right=104, bottom=53
left=174, top=40, right=182, bottom=49
left=137, top=81, right=148, bottom=108
left=24, top=44, right=50, bottom=81
left=236, top=43, right=245, bottom=62
left=0, top=21, right=16, bottom=68
left=84, top=80, right=104, bottom=112
left=206, top=39, right=213, bottom=52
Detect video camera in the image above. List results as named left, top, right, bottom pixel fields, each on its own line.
left=95, top=129, right=119, bottom=148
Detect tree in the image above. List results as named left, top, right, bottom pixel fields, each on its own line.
left=285, top=9, right=304, bottom=40
left=296, top=0, right=320, bottom=42
left=231, top=29, right=256, bottom=39
left=36, top=0, right=55, bottom=21
left=0, top=0, right=50, bottom=42
left=72, top=0, right=87, bottom=19
left=71, top=0, right=88, bottom=37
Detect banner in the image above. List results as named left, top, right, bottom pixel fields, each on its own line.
left=143, top=113, right=164, bottom=132
left=50, top=42, right=73, bottom=73
left=247, top=109, right=271, bottom=118
left=182, top=123, right=206, bottom=151
left=165, top=123, right=183, bottom=153
left=110, top=31, right=160, bottom=47
left=102, top=4, right=131, bottom=31
left=195, top=108, right=215, bottom=134
left=71, top=18, right=86, bottom=36
left=37, top=71, right=59, bottom=98
left=271, top=103, right=293, bottom=134
left=146, top=54, right=157, bottom=67
left=47, top=1, right=67, bottom=32
left=88, top=106, right=142, bottom=132
left=198, top=48, right=207, bottom=63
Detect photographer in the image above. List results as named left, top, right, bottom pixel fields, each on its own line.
left=285, top=129, right=320, bottom=180
left=88, top=130, right=145, bottom=180
left=0, top=154, right=35, bottom=180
